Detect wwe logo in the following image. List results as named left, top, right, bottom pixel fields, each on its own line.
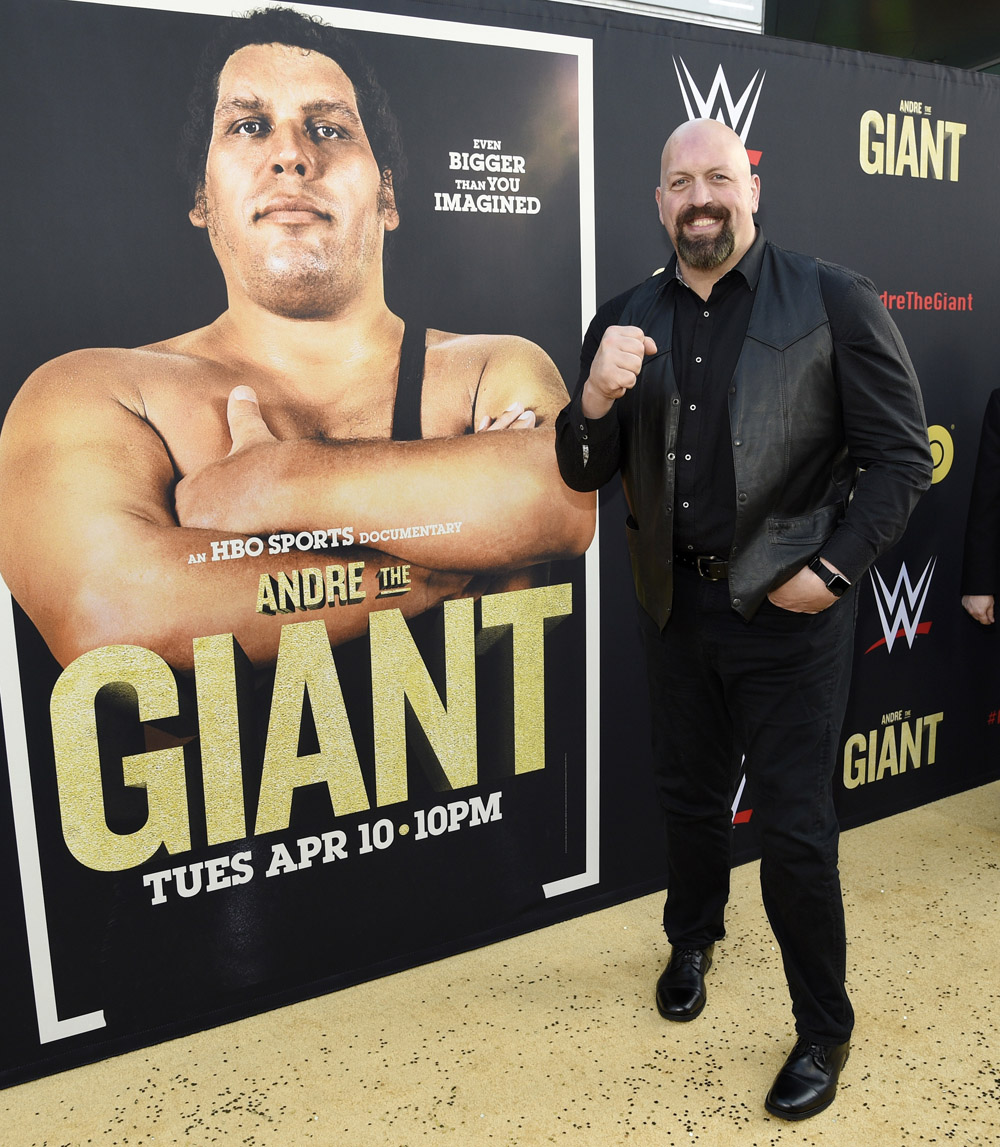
left=673, top=57, right=766, bottom=144
left=868, top=557, right=936, bottom=653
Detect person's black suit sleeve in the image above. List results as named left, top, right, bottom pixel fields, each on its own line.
left=961, top=388, right=1000, bottom=595
left=817, top=265, right=934, bottom=582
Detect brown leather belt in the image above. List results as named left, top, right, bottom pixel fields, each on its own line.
left=675, top=552, right=730, bottom=580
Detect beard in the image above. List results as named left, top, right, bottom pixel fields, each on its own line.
left=673, top=205, right=735, bottom=270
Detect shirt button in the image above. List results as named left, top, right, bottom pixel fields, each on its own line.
left=695, top=356, right=702, bottom=364
left=733, top=439, right=742, bottom=447
left=667, top=452, right=676, bottom=460
left=738, top=492, right=748, bottom=503
left=682, top=501, right=690, bottom=508
left=684, top=453, right=692, bottom=461
left=689, top=404, right=697, bottom=411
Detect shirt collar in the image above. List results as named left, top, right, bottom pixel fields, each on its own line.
left=735, top=226, right=765, bottom=291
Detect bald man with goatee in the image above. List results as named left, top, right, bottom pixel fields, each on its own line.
left=556, top=117, right=932, bottom=1120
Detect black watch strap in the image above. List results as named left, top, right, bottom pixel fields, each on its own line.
left=808, top=556, right=851, bottom=597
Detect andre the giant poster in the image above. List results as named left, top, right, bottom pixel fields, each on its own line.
left=0, top=0, right=596, bottom=1084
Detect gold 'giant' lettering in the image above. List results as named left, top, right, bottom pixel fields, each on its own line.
left=370, top=597, right=477, bottom=806
left=859, top=111, right=966, bottom=181
left=254, top=619, right=369, bottom=833
left=50, top=645, right=189, bottom=871
left=480, top=583, right=573, bottom=775
left=194, top=633, right=246, bottom=846
left=48, top=583, right=576, bottom=870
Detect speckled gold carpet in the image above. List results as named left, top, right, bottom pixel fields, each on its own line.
left=4, top=780, right=998, bottom=1146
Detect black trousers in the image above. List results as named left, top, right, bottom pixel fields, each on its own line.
left=638, top=565, right=856, bottom=1045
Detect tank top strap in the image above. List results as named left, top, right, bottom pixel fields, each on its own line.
left=391, top=324, right=427, bottom=441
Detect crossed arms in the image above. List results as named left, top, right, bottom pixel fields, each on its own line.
left=0, top=339, right=594, bottom=671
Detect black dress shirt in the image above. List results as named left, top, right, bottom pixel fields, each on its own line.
left=662, top=231, right=762, bottom=554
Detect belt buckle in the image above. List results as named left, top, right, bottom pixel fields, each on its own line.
left=696, top=554, right=722, bottom=580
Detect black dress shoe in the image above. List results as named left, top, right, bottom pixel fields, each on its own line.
left=654, top=944, right=714, bottom=1021
left=764, top=1037, right=850, bottom=1120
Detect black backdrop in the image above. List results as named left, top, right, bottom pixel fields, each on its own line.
left=2, top=0, right=998, bottom=1087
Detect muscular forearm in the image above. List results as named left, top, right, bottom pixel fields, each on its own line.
left=176, top=428, right=595, bottom=571
left=0, top=362, right=484, bottom=672
left=4, top=520, right=471, bottom=671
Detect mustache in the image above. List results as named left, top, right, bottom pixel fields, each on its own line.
left=677, top=204, right=730, bottom=226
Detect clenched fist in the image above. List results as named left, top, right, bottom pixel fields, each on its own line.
left=582, top=325, right=657, bottom=419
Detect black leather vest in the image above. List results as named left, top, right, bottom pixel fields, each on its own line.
left=617, top=243, right=855, bottom=628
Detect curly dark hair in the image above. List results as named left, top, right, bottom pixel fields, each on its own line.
left=179, top=6, right=405, bottom=204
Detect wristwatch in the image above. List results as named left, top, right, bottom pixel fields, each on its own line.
left=808, top=555, right=851, bottom=597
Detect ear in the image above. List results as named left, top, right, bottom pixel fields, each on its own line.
left=189, top=187, right=208, bottom=229
left=750, top=173, right=761, bottom=214
left=380, top=169, right=399, bottom=232
left=655, top=184, right=664, bottom=226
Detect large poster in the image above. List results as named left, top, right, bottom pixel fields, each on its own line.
left=0, top=0, right=597, bottom=1085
